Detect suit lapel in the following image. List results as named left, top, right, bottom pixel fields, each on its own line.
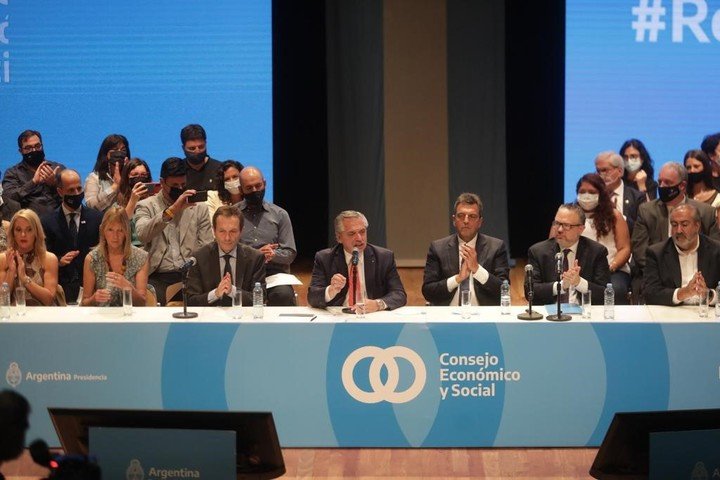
left=658, top=202, right=669, bottom=240
left=475, top=234, right=488, bottom=267
left=447, top=236, right=460, bottom=275
left=233, top=245, right=245, bottom=289
left=210, top=243, right=222, bottom=286
left=697, top=237, right=712, bottom=280
left=178, top=206, right=192, bottom=247
left=363, top=246, right=377, bottom=299
left=56, top=207, right=70, bottom=238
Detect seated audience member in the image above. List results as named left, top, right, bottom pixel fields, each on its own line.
left=186, top=205, right=265, bottom=306
left=42, top=169, right=103, bottom=303
left=82, top=206, right=149, bottom=306
left=422, top=192, right=509, bottom=305
left=181, top=124, right=223, bottom=191
left=0, top=389, right=30, bottom=479
left=237, top=166, right=297, bottom=306
left=206, top=160, right=244, bottom=218
left=0, top=210, right=59, bottom=305
left=631, top=162, right=720, bottom=273
left=620, top=138, right=658, bottom=200
left=2, top=130, right=65, bottom=216
left=135, top=157, right=213, bottom=305
left=527, top=203, right=610, bottom=305
left=117, top=158, right=153, bottom=246
left=574, top=173, right=631, bottom=303
left=643, top=203, right=720, bottom=306
left=595, top=151, right=646, bottom=233
left=0, top=189, right=20, bottom=253
left=700, top=132, right=720, bottom=189
left=684, top=149, right=720, bottom=222
left=308, top=210, right=407, bottom=312
left=84, top=134, right=130, bottom=212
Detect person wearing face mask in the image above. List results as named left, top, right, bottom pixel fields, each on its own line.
left=135, top=157, right=214, bottom=305
left=574, top=173, right=631, bottom=303
left=205, top=160, right=245, bottom=218
left=84, top=133, right=131, bottom=212
left=684, top=149, right=720, bottom=221
left=700, top=132, right=720, bottom=190
left=237, top=166, right=298, bottom=306
left=620, top=138, right=659, bottom=200
left=631, top=162, right=720, bottom=278
left=181, top=124, right=223, bottom=192
left=41, top=169, right=103, bottom=303
left=2, top=130, right=65, bottom=216
left=594, top=151, right=646, bottom=233
left=118, top=158, right=153, bottom=247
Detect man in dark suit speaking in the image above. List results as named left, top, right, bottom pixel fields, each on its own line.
left=186, top=205, right=266, bottom=306
left=527, top=203, right=611, bottom=305
left=643, top=203, right=720, bottom=306
left=42, top=169, right=103, bottom=303
left=308, top=210, right=406, bottom=312
left=422, top=192, right=509, bottom=306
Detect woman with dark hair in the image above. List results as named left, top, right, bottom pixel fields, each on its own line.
left=684, top=149, right=720, bottom=221
left=576, top=173, right=631, bottom=302
left=206, top=160, right=244, bottom=218
left=118, top=158, right=153, bottom=246
left=84, top=134, right=131, bottom=211
left=620, top=138, right=658, bottom=200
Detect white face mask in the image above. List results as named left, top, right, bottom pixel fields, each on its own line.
left=625, top=157, right=642, bottom=173
left=224, top=179, right=241, bottom=194
left=577, top=193, right=599, bottom=211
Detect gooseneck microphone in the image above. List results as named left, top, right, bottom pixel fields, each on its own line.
left=173, top=257, right=198, bottom=319
left=548, top=251, right=571, bottom=321
left=351, top=247, right=359, bottom=266
left=178, top=257, right=197, bottom=273
left=518, top=263, right=543, bottom=320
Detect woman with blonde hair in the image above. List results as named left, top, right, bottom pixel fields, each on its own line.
left=82, top=206, right=149, bottom=306
left=0, top=209, right=59, bottom=305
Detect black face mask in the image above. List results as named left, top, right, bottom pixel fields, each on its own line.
left=687, top=172, right=704, bottom=184
left=23, top=150, right=45, bottom=167
left=658, top=184, right=682, bottom=203
left=244, top=189, right=265, bottom=206
left=185, top=151, right=207, bottom=166
left=64, top=192, right=84, bottom=210
left=128, top=176, right=149, bottom=188
left=168, top=186, right=184, bottom=202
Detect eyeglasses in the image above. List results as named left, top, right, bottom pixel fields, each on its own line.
left=454, top=213, right=480, bottom=221
left=552, top=220, right=582, bottom=230
left=21, top=143, right=43, bottom=153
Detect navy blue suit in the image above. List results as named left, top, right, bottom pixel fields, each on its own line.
left=41, top=205, right=103, bottom=303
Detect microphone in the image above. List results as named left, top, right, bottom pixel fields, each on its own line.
left=351, top=247, right=359, bottom=266
left=555, top=252, right=563, bottom=275
left=29, top=439, right=52, bottom=468
left=524, top=264, right=534, bottom=299
left=178, top=257, right=197, bottom=273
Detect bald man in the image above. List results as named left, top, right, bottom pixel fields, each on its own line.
left=237, top=166, right=298, bottom=306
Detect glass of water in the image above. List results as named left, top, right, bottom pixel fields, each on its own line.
left=461, top=290, right=471, bottom=319
left=581, top=290, right=592, bottom=319
left=122, top=287, right=133, bottom=316
left=15, top=287, right=26, bottom=317
left=699, top=288, right=710, bottom=318
left=232, top=290, right=243, bottom=320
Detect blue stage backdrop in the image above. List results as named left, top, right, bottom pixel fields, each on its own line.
left=565, top=0, right=720, bottom=201
left=0, top=0, right=273, bottom=198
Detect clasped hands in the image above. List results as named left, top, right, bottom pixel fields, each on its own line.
left=454, top=244, right=479, bottom=283
left=678, top=271, right=709, bottom=302
left=560, top=260, right=582, bottom=291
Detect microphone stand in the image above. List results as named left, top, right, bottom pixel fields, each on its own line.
left=547, top=273, right=571, bottom=322
left=517, top=285, right=543, bottom=321
left=172, top=268, right=198, bottom=319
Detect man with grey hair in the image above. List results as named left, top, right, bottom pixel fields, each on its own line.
left=307, top=210, right=406, bottom=312
left=631, top=161, right=720, bottom=274
left=527, top=203, right=610, bottom=305
left=643, top=203, right=720, bottom=305
left=595, top=150, right=646, bottom=232
left=422, top=193, right=510, bottom=305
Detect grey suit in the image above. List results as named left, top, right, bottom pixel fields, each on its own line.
left=643, top=234, right=720, bottom=306
left=631, top=197, right=720, bottom=271
left=422, top=234, right=509, bottom=306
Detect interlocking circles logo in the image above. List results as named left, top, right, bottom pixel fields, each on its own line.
left=342, top=346, right=426, bottom=404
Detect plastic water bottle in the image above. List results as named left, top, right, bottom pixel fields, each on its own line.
left=500, top=280, right=511, bottom=315
left=715, top=282, right=720, bottom=318
left=603, top=283, right=614, bottom=320
left=252, top=282, right=264, bottom=319
left=0, top=282, right=10, bottom=320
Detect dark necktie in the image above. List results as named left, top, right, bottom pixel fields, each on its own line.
left=68, top=213, right=78, bottom=248
left=559, top=248, right=571, bottom=303
left=222, top=254, right=233, bottom=306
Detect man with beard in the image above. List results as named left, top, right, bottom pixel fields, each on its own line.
left=180, top=124, right=223, bottom=191
left=3, top=130, right=65, bottom=216
left=643, top=203, right=720, bottom=306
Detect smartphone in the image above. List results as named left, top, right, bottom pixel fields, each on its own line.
left=143, top=182, right=162, bottom=195
left=108, top=150, right=127, bottom=164
left=187, top=190, right=208, bottom=203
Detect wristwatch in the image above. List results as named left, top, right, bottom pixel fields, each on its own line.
left=376, top=299, right=387, bottom=311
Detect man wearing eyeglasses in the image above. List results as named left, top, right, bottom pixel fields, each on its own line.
left=2, top=130, right=65, bottom=216
left=422, top=193, right=510, bottom=306
left=527, top=203, right=610, bottom=305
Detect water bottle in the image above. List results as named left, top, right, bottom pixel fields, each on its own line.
left=0, top=282, right=10, bottom=320
left=715, top=282, right=720, bottom=318
left=252, top=282, right=264, bottom=319
left=603, top=283, right=614, bottom=320
left=500, top=280, right=511, bottom=315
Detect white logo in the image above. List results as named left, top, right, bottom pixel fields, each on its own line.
left=126, top=459, right=144, bottom=480
left=692, top=461, right=709, bottom=480
left=342, top=346, right=426, bottom=404
left=6, top=362, right=21, bottom=388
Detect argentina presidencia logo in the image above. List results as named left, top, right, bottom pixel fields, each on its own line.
left=6, top=362, right=21, bottom=388
left=126, top=459, right=144, bottom=480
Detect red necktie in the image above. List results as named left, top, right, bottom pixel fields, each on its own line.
left=347, top=262, right=361, bottom=306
